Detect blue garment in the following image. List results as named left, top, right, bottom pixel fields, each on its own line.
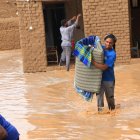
left=82, top=35, right=100, bottom=47
left=73, top=35, right=101, bottom=67
left=102, top=46, right=116, bottom=81
left=0, top=114, right=19, bottom=140
left=73, top=41, right=92, bottom=67
left=75, top=86, right=94, bottom=101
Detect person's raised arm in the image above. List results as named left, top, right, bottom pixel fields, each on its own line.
left=66, top=14, right=81, bottom=31
left=75, top=14, right=81, bottom=26
left=67, top=16, right=77, bottom=26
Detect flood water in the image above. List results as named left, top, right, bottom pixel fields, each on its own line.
left=0, top=49, right=140, bottom=140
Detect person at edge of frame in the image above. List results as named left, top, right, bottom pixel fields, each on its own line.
left=0, top=114, right=20, bottom=140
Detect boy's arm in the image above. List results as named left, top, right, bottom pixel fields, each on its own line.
left=67, top=14, right=81, bottom=27
left=67, top=16, right=77, bottom=26
left=93, top=61, right=108, bottom=71
left=75, top=14, right=81, bottom=26
left=67, top=14, right=81, bottom=31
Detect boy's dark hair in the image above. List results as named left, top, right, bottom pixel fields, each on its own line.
left=104, top=34, right=117, bottom=50
left=61, top=19, right=67, bottom=26
left=104, top=34, right=117, bottom=43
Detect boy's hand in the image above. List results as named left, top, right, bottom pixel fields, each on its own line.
left=77, top=14, right=81, bottom=17
left=92, top=60, right=98, bottom=66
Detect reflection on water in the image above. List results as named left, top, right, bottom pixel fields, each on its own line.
left=0, top=50, right=140, bottom=140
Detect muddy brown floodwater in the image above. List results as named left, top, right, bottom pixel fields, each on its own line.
left=0, top=49, right=140, bottom=140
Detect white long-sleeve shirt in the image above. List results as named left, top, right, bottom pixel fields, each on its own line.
left=60, top=21, right=77, bottom=47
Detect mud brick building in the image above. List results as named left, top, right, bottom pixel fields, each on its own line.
left=0, top=0, right=20, bottom=50
left=1, top=0, right=140, bottom=72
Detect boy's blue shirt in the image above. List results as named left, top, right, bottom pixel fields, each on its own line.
left=102, top=46, right=116, bottom=81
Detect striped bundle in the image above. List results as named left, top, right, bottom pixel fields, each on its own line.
left=74, top=36, right=104, bottom=93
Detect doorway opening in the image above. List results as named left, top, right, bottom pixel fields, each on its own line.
left=130, top=0, right=140, bottom=58
left=43, top=2, right=66, bottom=65
left=42, top=0, right=85, bottom=66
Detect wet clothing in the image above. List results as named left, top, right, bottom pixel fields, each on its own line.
left=75, top=86, right=94, bottom=102
left=60, top=21, right=78, bottom=70
left=102, top=45, right=116, bottom=81
left=0, top=114, right=19, bottom=140
left=97, top=46, right=116, bottom=110
left=97, top=81, right=115, bottom=110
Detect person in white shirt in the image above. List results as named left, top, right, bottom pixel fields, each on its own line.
left=59, top=14, right=81, bottom=71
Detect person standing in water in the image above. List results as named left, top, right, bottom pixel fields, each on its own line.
left=93, top=34, right=117, bottom=112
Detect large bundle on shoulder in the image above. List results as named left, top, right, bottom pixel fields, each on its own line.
left=73, top=35, right=104, bottom=94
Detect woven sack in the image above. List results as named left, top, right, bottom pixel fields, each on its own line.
left=74, top=41, right=104, bottom=93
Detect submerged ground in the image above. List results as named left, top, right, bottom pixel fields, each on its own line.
left=0, top=49, right=140, bottom=140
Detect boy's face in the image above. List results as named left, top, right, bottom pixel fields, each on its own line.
left=104, top=38, right=114, bottom=49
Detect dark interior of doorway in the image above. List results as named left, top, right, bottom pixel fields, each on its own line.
left=130, top=0, right=140, bottom=57
left=43, top=3, right=65, bottom=64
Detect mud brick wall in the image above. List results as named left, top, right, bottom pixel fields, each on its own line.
left=0, top=0, right=20, bottom=50
left=15, top=0, right=132, bottom=72
left=82, top=0, right=131, bottom=64
left=66, top=0, right=85, bottom=41
left=16, top=1, right=47, bottom=72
